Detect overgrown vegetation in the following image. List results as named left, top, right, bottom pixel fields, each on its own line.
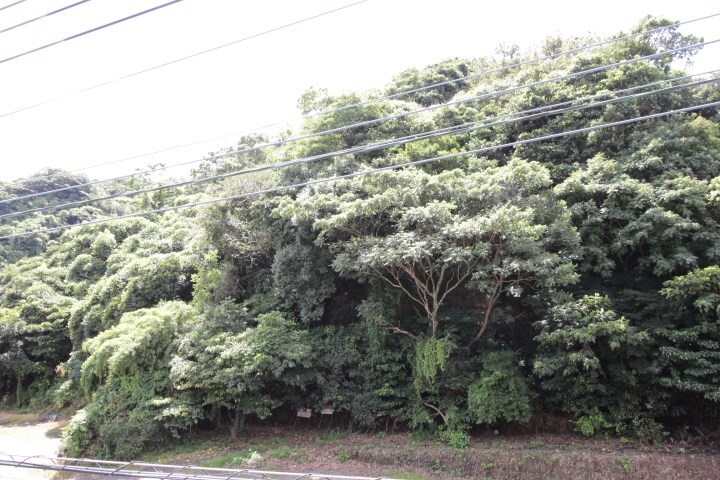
left=0, top=17, right=719, bottom=459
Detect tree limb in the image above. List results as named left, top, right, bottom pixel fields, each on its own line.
left=424, top=402, right=448, bottom=425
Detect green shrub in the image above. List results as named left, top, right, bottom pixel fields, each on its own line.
left=439, top=428, right=470, bottom=449
left=630, top=417, right=668, bottom=445
left=574, top=409, right=611, bottom=437
left=50, top=380, right=80, bottom=409
left=62, top=408, right=92, bottom=456
left=62, top=371, right=201, bottom=459
left=468, top=351, right=532, bottom=425
left=534, top=294, right=656, bottom=429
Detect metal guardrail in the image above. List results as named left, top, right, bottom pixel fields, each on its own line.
left=0, top=454, right=399, bottom=480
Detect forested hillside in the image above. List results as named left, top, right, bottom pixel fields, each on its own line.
left=1, top=17, right=719, bottom=459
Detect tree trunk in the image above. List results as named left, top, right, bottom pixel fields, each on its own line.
left=15, top=374, right=24, bottom=407
left=468, top=284, right=502, bottom=348
left=231, top=409, right=244, bottom=438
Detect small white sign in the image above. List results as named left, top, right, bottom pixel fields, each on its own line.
left=297, top=408, right=313, bottom=418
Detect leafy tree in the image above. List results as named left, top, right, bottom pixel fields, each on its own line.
left=80, top=301, right=195, bottom=392
left=534, top=294, right=658, bottom=430
left=65, top=302, right=201, bottom=458
left=0, top=267, right=74, bottom=404
left=385, top=59, right=479, bottom=107
left=656, top=266, right=720, bottom=404
left=0, top=307, right=34, bottom=403
left=271, top=243, right=335, bottom=323
left=621, top=117, right=720, bottom=182
left=171, top=311, right=315, bottom=436
left=309, top=323, right=412, bottom=429
left=555, top=154, right=720, bottom=278
left=468, top=350, right=533, bottom=425
left=274, top=159, right=579, bottom=433
left=68, top=211, right=205, bottom=354
left=278, top=159, right=579, bottom=343
left=0, top=170, right=131, bottom=266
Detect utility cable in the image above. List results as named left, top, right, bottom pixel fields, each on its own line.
left=0, top=0, right=92, bottom=35
left=0, top=0, right=27, bottom=13
left=1, top=76, right=716, bottom=221
left=1, top=8, right=717, bottom=174
left=2, top=37, right=717, bottom=206
left=0, top=0, right=184, bottom=66
left=0, top=0, right=369, bottom=119
left=15, top=60, right=718, bottom=188
left=1, top=100, right=717, bottom=240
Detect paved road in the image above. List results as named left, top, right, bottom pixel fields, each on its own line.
left=0, top=412, right=62, bottom=480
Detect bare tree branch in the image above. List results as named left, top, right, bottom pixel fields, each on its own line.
left=424, top=402, right=448, bottom=425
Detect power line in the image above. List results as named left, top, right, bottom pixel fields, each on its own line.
left=0, top=0, right=92, bottom=35
left=0, top=0, right=370, bottom=121
left=0, top=0, right=27, bottom=13
left=0, top=0, right=184, bottom=66
left=2, top=37, right=717, bottom=206
left=2, top=76, right=716, bottom=221
left=2, top=100, right=717, bottom=241
left=1, top=9, right=717, bottom=177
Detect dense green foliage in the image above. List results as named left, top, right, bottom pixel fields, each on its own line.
left=657, top=267, right=720, bottom=403
left=1, top=17, right=719, bottom=457
left=468, top=350, right=533, bottom=426
left=534, top=294, right=658, bottom=430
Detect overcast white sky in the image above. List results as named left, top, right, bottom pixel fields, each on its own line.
left=0, top=0, right=717, bottom=182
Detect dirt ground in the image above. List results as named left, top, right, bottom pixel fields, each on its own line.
left=0, top=411, right=64, bottom=480
left=142, top=425, right=720, bottom=480
left=2, top=413, right=720, bottom=480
